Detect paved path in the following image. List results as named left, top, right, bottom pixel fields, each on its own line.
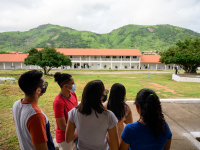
left=127, top=102, right=200, bottom=150
left=50, top=70, right=185, bottom=75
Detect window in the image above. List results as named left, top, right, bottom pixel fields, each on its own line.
left=113, top=56, right=116, bottom=58
left=70, top=56, right=72, bottom=58
left=126, top=56, right=130, bottom=58
left=106, top=56, right=110, bottom=58
left=133, top=56, right=137, bottom=58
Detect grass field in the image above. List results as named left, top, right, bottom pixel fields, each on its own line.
left=0, top=70, right=200, bottom=149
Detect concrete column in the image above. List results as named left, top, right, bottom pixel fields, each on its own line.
left=173, top=64, right=175, bottom=70
left=100, top=56, right=101, bottom=70
left=120, top=56, right=122, bottom=70
left=156, top=64, right=158, bottom=70
left=130, top=57, right=131, bottom=70
left=21, top=63, right=22, bottom=69
left=165, top=65, right=166, bottom=70
left=30, top=65, right=31, bottom=69
left=80, top=56, right=81, bottom=69
left=12, top=63, right=13, bottom=69
left=3, top=63, right=5, bottom=69
left=89, top=56, right=91, bottom=69
left=139, top=57, right=141, bottom=70
left=111, top=57, right=112, bottom=69
left=148, top=64, right=149, bottom=70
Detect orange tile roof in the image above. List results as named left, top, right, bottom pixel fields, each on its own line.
left=37, top=48, right=142, bottom=56
left=141, top=55, right=161, bottom=63
left=0, top=51, right=162, bottom=63
left=0, top=54, right=28, bottom=62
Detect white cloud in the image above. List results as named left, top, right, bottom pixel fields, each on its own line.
left=0, top=0, right=200, bottom=33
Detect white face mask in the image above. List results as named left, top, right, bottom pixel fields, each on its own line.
left=68, top=84, right=76, bottom=93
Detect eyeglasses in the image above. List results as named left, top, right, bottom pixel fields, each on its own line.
left=105, top=89, right=109, bottom=94
left=40, top=81, right=48, bottom=89
left=44, top=81, right=48, bottom=88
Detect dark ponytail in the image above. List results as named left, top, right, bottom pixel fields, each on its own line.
left=135, top=89, right=166, bottom=138
left=54, top=72, right=72, bottom=88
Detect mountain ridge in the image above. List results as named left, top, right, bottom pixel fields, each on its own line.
left=0, top=24, right=200, bottom=52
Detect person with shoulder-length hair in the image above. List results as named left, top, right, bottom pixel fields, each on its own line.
left=103, top=83, right=133, bottom=144
left=66, top=80, right=119, bottom=150
left=120, top=89, right=172, bottom=150
left=53, top=72, right=78, bottom=150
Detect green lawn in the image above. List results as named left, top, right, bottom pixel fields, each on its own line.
left=0, top=70, right=200, bottom=149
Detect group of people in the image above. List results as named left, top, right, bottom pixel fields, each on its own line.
left=12, top=70, right=172, bottom=150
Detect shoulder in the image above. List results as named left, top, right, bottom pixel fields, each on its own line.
left=107, top=110, right=118, bottom=120
left=54, top=94, right=62, bottom=101
left=71, top=92, right=77, bottom=97
left=102, top=102, right=108, bottom=109
left=125, top=122, right=140, bottom=130
left=12, top=99, right=21, bottom=108
left=69, top=107, right=77, bottom=115
left=125, top=103, right=131, bottom=113
left=53, top=94, right=63, bottom=105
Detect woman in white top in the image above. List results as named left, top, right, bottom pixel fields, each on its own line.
left=103, top=83, right=133, bottom=144
left=65, top=80, right=119, bottom=150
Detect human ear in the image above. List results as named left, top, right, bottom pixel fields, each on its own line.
left=36, top=87, right=41, bottom=94
left=136, top=104, right=140, bottom=114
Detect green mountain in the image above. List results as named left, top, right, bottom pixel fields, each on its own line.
left=0, top=24, right=200, bottom=52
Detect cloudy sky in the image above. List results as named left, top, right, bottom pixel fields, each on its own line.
left=0, top=0, right=200, bottom=34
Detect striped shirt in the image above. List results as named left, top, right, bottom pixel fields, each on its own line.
left=12, top=99, right=55, bottom=150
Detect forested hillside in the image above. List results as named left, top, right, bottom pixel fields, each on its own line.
left=0, top=24, right=200, bottom=52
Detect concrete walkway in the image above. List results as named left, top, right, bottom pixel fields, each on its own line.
left=127, top=102, right=200, bottom=150
left=50, top=70, right=183, bottom=75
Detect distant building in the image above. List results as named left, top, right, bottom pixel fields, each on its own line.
left=0, top=48, right=176, bottom=70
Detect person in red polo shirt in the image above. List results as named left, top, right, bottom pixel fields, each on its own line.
left=53, top=72, right=78, bottom=150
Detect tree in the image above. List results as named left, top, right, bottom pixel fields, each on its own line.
left=159, top=38, right=200, bottom=73
left=25, top=47, right=72, bottom=74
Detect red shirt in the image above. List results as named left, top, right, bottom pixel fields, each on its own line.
left=53, top=92, right=78, bottom=143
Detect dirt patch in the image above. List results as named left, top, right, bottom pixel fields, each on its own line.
left=0, top=86, right=23, bottom=96
left=149, top=83, right=176, bottom=94
left=108, top=75, right=117, bottom=77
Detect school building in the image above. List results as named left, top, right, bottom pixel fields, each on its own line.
left=0, top=48, right=176, bottom=70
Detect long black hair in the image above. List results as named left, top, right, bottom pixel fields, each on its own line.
left=54, top=72, right=72, bottom=88
left=76, top=80, right=107, bottom=118
left=107, top=83, right=127, bottom=120
left=135, top=88, right=166, bottom=138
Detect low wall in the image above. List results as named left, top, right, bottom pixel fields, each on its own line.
left=172, top=74, right=200, bottom=83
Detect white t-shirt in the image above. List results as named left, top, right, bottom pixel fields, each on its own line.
left=68, top=108, right=118, bottom=150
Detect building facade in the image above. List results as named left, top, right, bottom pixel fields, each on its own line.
left=0, top=48, right=177, bottom=70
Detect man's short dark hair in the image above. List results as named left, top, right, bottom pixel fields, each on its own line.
left=18, top=70, right=43, bottom=96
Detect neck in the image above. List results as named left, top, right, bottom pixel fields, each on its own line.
left=61, top=89, right=70, bottom=97
left=23, top=95, right=39, bottom=104
left=138, top=117, right=146, bottom=125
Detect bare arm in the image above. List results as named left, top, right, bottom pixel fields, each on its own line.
left=120, top=139, right=130, bottom=150
left=65, top=119, right=76, bottom=143
left=34, top=142, right=48, bottom=150
left=124, top=105, right=133, bottom=124
left=56, top=117, right=66, bottom=131
left=163, top=139, right=172, bottom=150
left=108, top=125, right=119, bottom=150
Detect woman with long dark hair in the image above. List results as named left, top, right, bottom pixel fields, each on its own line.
left=103, top=83, right=133, bottom=144
left=53, top=72, right=78, bottom=150
left=120, top=89, right=172, bottom=150
left=65, top=80, right=119, bottom=150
